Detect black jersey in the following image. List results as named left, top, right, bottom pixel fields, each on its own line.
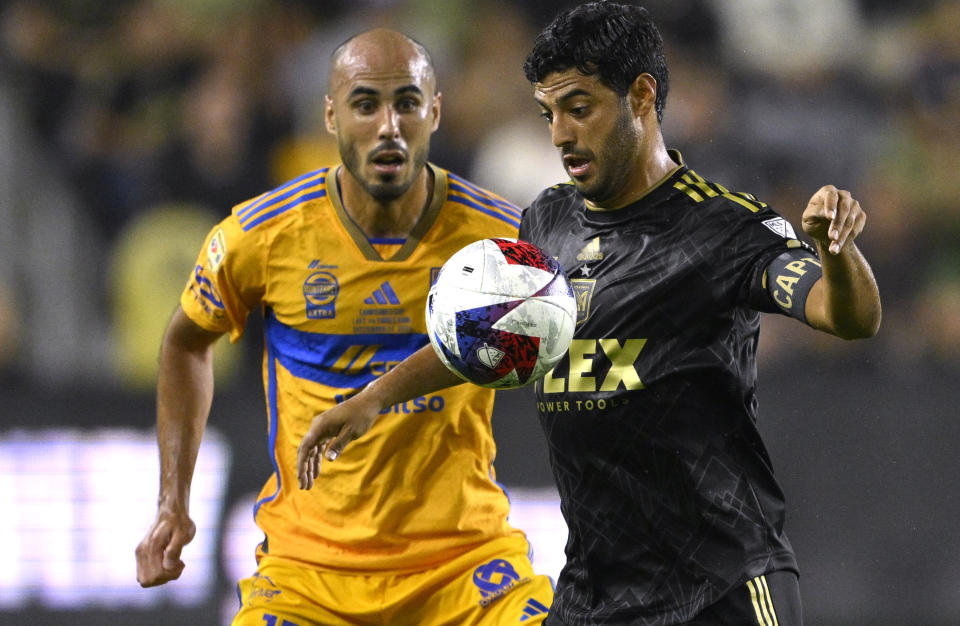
left=519, top=154, right=813, bottom=625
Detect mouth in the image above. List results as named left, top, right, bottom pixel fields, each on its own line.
left=563, top=153, right=592, bottom=178
left=371, top=149, right=407, bottom=175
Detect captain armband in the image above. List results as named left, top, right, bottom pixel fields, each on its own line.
left=764, top=251, right=823, bottom=324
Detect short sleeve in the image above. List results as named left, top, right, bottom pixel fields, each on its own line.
left=180, top=214, right=265, bottom=342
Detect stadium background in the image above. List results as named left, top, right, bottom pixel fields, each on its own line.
left=1, top=0, right=958, bottom=624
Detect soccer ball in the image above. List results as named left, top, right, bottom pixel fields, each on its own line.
left=426, top=238, right=577, bottom=389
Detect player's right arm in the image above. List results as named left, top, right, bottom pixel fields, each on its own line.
left=297, top=343, right=463, bottom=489
left=136, top=306, right=224, bottom=587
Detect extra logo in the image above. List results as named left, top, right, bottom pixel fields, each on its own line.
left=303, top=263, right=339, bottom=319
left=472, top=559, right=529, bottom=607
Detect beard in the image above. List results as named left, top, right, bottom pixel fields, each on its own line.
left=574, top=101, right=642, bottom=206
left=339, top=138, right=430, bottom=202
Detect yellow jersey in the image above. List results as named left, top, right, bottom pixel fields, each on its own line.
left=181, top=164, right=526, bottom=572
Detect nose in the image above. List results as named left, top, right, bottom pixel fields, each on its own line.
left=379, top=107, right=401, bottom=140
left=550, top=115, right=574, bottom=148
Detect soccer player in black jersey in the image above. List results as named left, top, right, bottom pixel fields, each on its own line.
left=296, top=4, right=881, bottom=625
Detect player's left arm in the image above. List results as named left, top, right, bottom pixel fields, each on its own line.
left=800, top=185, right=881, bottom=339
left=297, top=343, right=464, bottom=489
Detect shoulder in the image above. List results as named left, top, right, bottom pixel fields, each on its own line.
left=524, top=181, right=578, bottom=224
left=231, top=167, right=333, bottom=234
left=441, top=167, right=522, bottom=231
left=672, top=167, right=771, bottom=220
left=677, top=168, right=817, bottom=258
left=529, top=180, right=578, bottom=209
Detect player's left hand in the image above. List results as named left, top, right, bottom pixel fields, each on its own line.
left=297, top=393, right=382, bottom=490
left=801, top=185, right=866, bottom=255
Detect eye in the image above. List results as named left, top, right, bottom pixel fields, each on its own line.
left=397, top=98, right=419, bottom=113
left=355, top=99, right=377, bottom=114
left=539, top=110, right=553, bottom=123
left=569, top=105, right=588, bottom=117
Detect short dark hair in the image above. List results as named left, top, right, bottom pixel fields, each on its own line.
left=523, top=2, right=669, bottom=123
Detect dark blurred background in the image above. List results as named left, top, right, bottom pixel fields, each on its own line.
left=1, top=0, right=958, bottom=624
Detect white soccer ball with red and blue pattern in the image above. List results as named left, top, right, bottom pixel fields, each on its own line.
left=426, top=238, right=576, bottom=389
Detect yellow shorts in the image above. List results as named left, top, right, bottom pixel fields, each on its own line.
left=231, top=536, right=554, bottom=625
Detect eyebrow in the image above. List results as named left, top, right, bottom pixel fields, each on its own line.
left=347, top=84, right=425, bottom=99
left=535, top=87, right=593, bottom=109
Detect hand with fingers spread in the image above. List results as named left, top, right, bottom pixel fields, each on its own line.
left=297, top=392, right=383, bottom=490
left=801, top=185, right=867, bottom=256
left=135, top=509, right=196, bottom=587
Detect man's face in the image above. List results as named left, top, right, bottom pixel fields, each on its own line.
left=326, top=45, right=440, bottom=201
left=534, top=69, right=642, bottom=206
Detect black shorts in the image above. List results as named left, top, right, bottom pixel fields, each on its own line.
left=689, top=570, right=802, bottom=626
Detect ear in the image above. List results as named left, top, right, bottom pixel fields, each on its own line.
left=324, top=95, right=336, bottom=135
left=431, top=91, right=442, bottom=132
left=628, top=73, right=658, bottom=120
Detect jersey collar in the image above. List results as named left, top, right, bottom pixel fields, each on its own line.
left=327, top=163, right=448, bottom=262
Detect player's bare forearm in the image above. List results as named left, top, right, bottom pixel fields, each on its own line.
left=155, top=307, right=219, bottom=511
left=297, top=343, right=463, bottom=489
left=367, top=343, right=465, bottom=408
left=807, top=240, right=881, bottom=339
left=136, top=307, right=220, bottom=587
left=801, top=185, right=881, bottom=339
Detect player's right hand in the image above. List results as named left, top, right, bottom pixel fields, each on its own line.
left=297, top=393, right=382, bottom=490
left=135, top=509, right=196, bottom=587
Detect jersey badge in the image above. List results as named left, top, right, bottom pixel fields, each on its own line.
left=207, top=228, right=226, bottom=271
left=303, top=267, right=339, bottom=319
left=762, top=217, right=797, bottom=239
left=570, top=278, right=596, bottom=326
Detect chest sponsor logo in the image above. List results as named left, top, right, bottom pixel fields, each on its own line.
left=541, top=338, right=646, bottom=394
left=303, top=268, right=339, bottom=319
left=570, top=278, right=596, bottom=326
left=473, top=559, right=530, bottom=608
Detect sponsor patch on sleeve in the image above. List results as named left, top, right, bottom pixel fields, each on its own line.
left=207, top=228, right=226, bottom=271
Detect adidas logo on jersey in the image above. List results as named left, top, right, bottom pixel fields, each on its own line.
left=364, top=281, right=400, bottom=305
left=520, top=597, right=549, bottom=621
left=576, top=236, right=604, bottom=262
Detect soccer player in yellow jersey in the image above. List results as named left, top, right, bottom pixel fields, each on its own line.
left=135, top=29, right=553, bottom=625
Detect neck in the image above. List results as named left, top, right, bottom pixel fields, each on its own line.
left=337, top=165, right=433, bottom=238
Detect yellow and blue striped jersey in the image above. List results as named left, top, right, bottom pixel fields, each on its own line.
left=181, top=163, right=526, bottom=572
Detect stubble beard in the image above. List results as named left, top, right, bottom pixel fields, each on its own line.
left=340, top=140, right=430, bottom=202
left=575, top=102, right=641, bottom=206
